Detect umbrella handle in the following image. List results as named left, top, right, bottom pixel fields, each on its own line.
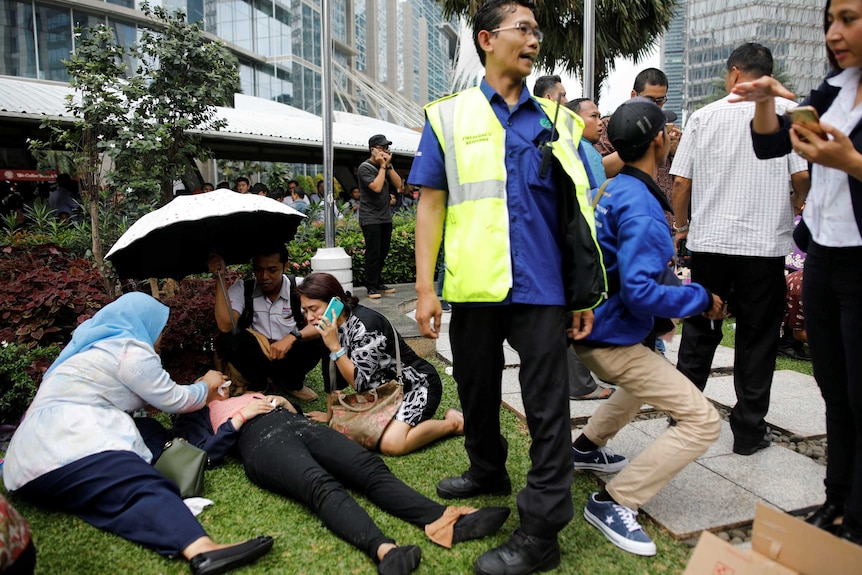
left=216, top=269, right=237, bottom=332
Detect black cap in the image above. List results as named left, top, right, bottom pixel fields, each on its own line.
left=369, top=134, right=392, bottom=148
left=607, top=97, right=678, bottom=153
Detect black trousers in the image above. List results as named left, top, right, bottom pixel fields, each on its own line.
left=361, top=222, right=392, bottom=288
left=804, top=242, right=862, bottom=532
left=238, top=410, right=445, bottom=559
left=676, top=252, right=785, bottom=448
left=449, top=304, right=573, bottom=537
left=215, top=329, right=321, bottom=392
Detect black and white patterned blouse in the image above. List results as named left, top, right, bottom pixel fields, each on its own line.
left=323, top=305, right=442, bottom=427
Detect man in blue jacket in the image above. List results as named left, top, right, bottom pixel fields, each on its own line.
left=570, top=98, right=724, bottom=556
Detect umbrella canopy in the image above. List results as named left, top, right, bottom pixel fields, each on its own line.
left=105, top=189, right=306, bottom=280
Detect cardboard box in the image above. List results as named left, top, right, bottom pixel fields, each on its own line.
left=684, top=503, right=862, bottom=575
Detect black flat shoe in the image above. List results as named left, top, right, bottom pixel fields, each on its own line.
left=805, top=501, right=843, bottom=530
left=189, top=536, right=274, bottom=575
left=838, top=524, right=862, bottom=546
left=733, top=427, right=773, bottom=456
left=474, top=528, right=560, bottom=575
left=437, top=473, right=512, bottom=500
left=378, top=545, right=421, bottom=575
left=453, top=507, right=511, bottom=545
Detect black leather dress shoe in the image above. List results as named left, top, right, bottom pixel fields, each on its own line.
left=805, top=501, right=843, bottom=529
left=473, top=528, right=560, bottom=575
left=838, top=524, right=862, bottom=546
left=453, top=507, right=511, bottom=545
left=733, top=427, right=773, bottom=456
left=189, top=536, right=274, bottom=575
left=437, top=473, right=512, bottom=500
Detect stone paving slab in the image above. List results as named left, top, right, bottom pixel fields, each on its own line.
left=699, top=445, right=825, bottom=515
left=704, top=371, right=826, bottom=438
left=663, top=336, right=736, bottom=371
left=633, top=418, right=737, bottom=459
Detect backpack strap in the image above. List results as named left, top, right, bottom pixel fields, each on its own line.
left=237, top=278, right=255, bottom=330
left=592, top=177, right=613, bottom=209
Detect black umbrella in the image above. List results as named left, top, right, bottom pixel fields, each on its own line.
left=105, top=189, right=305, bottom=280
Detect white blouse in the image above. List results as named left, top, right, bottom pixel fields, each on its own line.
left=3, top=338, right=207, bottom=491
left=807, top=66, right=862, bottom=247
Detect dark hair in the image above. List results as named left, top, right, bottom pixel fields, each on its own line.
left=726, top=42, right=773, bottom=77
left=472, top=0, right=536, bottom=66
left=632, top=68, right=668, bottom=93
left=295, top=272, right=360, bottom=310
left=236, top=176, right=250, bottom=186
left=253, top=244, right=289, bottom=264
left=824, top=0, right=839, bottom=70
left=56, top=173, right=76, bottom=190
left=293, top=188, right=306, bottom=199
left=216, top=181, right=230, bottom=189
left=251, top=182, right=269, bottom=194
left=565, top=98, right=592, bottom=114
left=533, top=75, right=562, bottom=99
left=202, top=182, right=214, bottom=189
left=287, top=179, right=299, bottom=187
left=617, top=140, right=655, bottom=163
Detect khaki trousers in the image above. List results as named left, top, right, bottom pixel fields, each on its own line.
left=573, top=343, right=721, bottom=510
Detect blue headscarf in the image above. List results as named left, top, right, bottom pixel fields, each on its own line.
left=45, top=292, right=170, bottom=377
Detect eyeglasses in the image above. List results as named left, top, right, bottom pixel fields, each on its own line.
left=639, top=95, right=668, bottom=105
left=489, top=22, right=543, bottom=43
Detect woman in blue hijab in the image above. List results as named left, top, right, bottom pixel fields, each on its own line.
left=2, top=293, right=273, bottom=575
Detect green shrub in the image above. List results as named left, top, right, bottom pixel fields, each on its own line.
left=287, top=209, right=417, bottom=286
left=0, top=342, right=59, bottom=425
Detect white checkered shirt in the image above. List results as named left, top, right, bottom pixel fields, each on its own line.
left=670, top=95, right=808, bottom=257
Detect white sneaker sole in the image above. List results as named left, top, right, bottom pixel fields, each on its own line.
left=572, top=455, right=628, bottom=473
left=584, top=507, right=657, bottom=556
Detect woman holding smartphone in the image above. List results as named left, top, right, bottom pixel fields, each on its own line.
left=732, top=0, right=862, bottom=545
left=297, top=272, right=464, bottom=455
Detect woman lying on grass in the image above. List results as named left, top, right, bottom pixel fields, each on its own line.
left=157, top=393, right=510, bottom=575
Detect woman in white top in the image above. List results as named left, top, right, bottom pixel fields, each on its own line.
left=734, top=0, right=862, bottom=545
left=2, top=292, right=273, bottom=575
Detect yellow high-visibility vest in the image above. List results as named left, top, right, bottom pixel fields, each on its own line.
left=425, top=87, right=606, bottom=310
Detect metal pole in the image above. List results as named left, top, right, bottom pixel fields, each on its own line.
left=321, top=0, right=335, bottom=247
left=583, top=0, right=595, bottom=100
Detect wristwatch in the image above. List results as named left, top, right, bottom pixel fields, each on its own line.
left=290, top=327, right=303, bottom=341
left=330, top=347, right=347, bottom=361
left=673, top=222, right=689, bottom=233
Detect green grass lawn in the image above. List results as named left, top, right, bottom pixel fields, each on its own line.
left=2, top=356, right=700, bottom=575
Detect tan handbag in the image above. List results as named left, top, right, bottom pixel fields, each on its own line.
left=327, top=327, right=404, bottom=450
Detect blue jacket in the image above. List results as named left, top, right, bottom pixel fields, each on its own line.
left=586, top=166, right=711, bottom=346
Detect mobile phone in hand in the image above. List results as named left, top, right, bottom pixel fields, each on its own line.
left=785, top=106, right=825, bottom=140
left=321, top=297, right=344, bottom=325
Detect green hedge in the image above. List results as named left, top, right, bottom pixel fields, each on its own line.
left=288, top=209, right=417, bottom=287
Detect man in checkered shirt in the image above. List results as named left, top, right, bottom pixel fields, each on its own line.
left=669, top=42, right=809, bottom=456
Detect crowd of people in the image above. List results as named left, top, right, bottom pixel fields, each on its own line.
left=2, top=0, right=861, bottom=574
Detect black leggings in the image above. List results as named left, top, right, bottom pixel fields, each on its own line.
left=238, top=410, right=445, bottom=559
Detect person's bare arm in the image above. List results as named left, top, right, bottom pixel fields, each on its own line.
left=790, top=170, right=810, bottom=213
left=730, top=76, right=795, bottom=135
left=671, top=176, right=692, bottom=252
left=602, top=152, right=624, bottom=177
left=207, top=253, right=240, bottom=333
left=414, top=187, right=446, bottom=338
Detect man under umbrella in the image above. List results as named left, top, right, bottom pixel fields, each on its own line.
left=207, top=245, right=321, bottom=401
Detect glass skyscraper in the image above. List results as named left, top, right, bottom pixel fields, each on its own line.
left=680, top=0, right=827, bottom=115
left=0, top=0, right=457, bottom=127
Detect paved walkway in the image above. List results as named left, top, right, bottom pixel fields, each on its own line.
left=368, top=286, right=825, bottom=541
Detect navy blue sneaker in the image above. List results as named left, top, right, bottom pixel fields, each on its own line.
left=572, top=445, right=628, bottom=472
left=584, top=493, right=656, bottom=556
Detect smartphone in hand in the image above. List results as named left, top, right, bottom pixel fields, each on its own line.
left=320, top=297, right=344, bottom=327
left=785, top=106, right=825, bottom=140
